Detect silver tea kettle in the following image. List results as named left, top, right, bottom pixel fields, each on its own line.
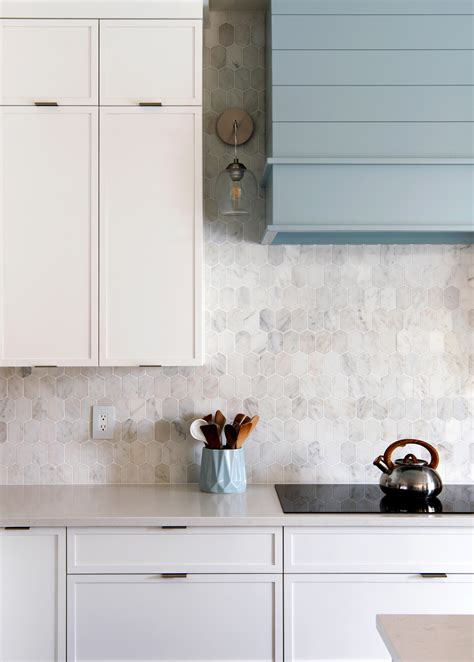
left=373, top=439, right=442, bottom=499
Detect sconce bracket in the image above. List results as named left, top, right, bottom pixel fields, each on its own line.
left=216, top=108, right=254, bottom=146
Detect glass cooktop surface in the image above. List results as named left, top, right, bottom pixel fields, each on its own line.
left=275, top=484, right=474, bottom=514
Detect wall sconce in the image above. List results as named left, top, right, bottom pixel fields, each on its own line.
left=215, top=108, right=258, bottom=218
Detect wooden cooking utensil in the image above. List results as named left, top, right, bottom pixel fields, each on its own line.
left=233, top=413, right=247, bottom=428
left=249, top=415, right=259, bottom=432
left=215, top=410, right=226, bottom=431
left=224, top=424, right=238, bottom=450
left=200, top=424, right=221, bottom=450
left=236, top=416, right=260, bottom=449
left=236, top=421, right=253, bottom=449
left=203, top=414, right=213, bottom=423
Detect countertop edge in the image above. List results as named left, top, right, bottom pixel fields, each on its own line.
left=2, top=514, right=474, bottom=528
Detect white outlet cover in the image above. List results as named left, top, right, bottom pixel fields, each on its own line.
left=92, top=405, right=115, bottom=440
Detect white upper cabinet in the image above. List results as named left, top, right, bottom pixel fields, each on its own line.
left=0, top=19, right=98, bottom=105
left=0, top=4, right=203, bottom=367
left=100, top=106, right=202, bottom=366
left=0, top=107, right=99, bottom=366
left=100, top=20, right=202, bottom=106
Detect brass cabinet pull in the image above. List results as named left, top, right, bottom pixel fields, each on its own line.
left=34, top=101, right=58, bottom=106
left=138, top=102, right=162, bottom=107
left=4, top=526, right=30, bottom=530
left=420, top=573, right=448, bottom=578
left=161, top=573, right=188, bottom=579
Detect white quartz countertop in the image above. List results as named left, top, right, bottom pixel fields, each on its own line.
left=377, top=614, right=474, bottom=662
left=0, top=485, right=473, bottom=527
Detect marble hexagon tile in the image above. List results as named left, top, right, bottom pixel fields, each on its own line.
left=0, top=13, right=472, bottom=485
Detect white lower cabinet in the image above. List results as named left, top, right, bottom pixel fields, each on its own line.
left=285, top=574, right=474, bottom=662
left=67, top=573, right=282, bottom=661
left=0, top=528, right=66, bottom=662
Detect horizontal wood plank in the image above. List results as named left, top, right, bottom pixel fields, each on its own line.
left=272, top=50, right=474, bottom=86
left=271, top=0, right=474, bottom=14
left=271, top=122, right=474, bottom=158
left=272, top=86, right=474, bottom=122
left=269, top=164, right=474, bottom=226
left=272, top=15, right=474, bottom=50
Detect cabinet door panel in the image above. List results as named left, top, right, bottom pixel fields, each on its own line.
left=100, top=20, right=202, bottom=105
left=0, top=528, right=66, bottom=662
left=68, top=574, right=282, bottom=661
left=0, top=108, right=98, bottom=366
left=0, top=19, right=98, bottom=105
left=100, top=107, right=202, bottom=366
left=285, top=574, right=474, bottom=662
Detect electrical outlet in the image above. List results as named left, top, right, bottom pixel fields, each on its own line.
left=92, top=405, right=115, bottom=440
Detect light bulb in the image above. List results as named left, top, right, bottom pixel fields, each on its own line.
left=231, top=181, right=242, bottom=204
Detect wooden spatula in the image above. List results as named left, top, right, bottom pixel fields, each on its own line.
left=203, top=414, right=213, bottom=423
left=224, top=424, right=237, bottom=450
left=233, top=413, right=247, bottom=428
left=200, top=424, right=221, bottom=450
left=215, top=410, right=226, bottom=431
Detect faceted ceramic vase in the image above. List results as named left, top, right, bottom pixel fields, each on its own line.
left=199, top=448, right=247, bottom=494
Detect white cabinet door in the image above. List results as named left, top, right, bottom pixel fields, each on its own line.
left=100, top=107, right=202, bottom=366
left=0, top=107, right=98, bottom=366
left=68, top=574, right=282, bottom=661
left=0, top=528, right=66, bottom=662
left=100, top=20, right=202, bottom=105
left=285, top=574, right=474, bottom=662
left=0, top=19, right=98, bottom=105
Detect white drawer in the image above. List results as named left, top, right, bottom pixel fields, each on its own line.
left=68, top=527, right=282, bottom=574
left=284, top=526, right=474, bottom=573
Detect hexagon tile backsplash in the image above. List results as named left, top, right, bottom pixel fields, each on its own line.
left=0, top=12, right=473, bottom=485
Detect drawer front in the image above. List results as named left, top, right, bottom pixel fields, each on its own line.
left=100, top=20, right=202, bottom=105
left=1, top=19, right=98, bottom=105
left=68, top=574, right=282, bottom=662
left=285, top=574, right=474, bottom=662
left=285, top=526, right=474, bottom=573
left=68, top=527, right=282, bottom=573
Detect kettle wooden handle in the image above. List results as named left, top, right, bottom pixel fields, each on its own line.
left=383, top=439, right=439, bottom=470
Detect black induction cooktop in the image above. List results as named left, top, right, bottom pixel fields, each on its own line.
left=275, top=484, right=474, bottom=514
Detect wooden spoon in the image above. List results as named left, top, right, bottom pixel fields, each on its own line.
left=200, top=424, right=221, bottom=450
left=249, top=415, right=259, bottom=432
left=236, top=416, right=260, bottom=449
left=236, top=421, right=253, bottom=449
left=203, top=414, right=213, bottom=423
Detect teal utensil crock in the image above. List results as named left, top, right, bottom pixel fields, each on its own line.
left=199, top=448, right=247, bottom=494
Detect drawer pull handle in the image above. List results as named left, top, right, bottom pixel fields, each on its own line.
left=34, top=101, right=58, bottom=106
left=139, top=365, right=162, bottom=368
left=4, top=526, right=30, bottom=530
left=33, top=365, right=58, bottom=368
left=161, top=573, right=188, bottom=579
left=420, top=573, right=448, bottom=578
left=161, top=526, right=187, bottom=530
left=138, top=102, right=162, bottom=107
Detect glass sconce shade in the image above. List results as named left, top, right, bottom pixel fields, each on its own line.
left=216, top=157, right=258, bottom=217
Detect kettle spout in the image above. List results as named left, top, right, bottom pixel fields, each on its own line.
left=373, top=455, right=391, bottom=474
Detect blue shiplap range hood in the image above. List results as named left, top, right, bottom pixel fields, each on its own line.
left=261, top=0, right=474, bottom=245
